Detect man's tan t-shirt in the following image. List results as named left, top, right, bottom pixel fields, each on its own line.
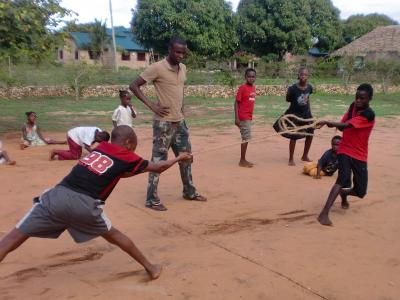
left=140, top=59, right=186, bottom=122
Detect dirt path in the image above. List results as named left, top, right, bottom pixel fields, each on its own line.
left=0, top=120, right=399, bottom=300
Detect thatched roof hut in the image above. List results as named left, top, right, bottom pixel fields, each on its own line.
left=332, top=25, right=400, bottom=62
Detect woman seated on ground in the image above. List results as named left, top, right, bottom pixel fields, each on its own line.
left=21, top=111, right=66, bottom=149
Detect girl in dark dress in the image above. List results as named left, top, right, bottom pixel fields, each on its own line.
left=275, top=67, right=314, bottom=166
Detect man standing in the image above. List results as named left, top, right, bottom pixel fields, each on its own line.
left=129, top=37, right=207, bottom=211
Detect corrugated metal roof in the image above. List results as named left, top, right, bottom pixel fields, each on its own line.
left=70, top=27, right=147, bottom=51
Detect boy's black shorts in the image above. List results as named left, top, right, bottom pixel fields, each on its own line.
left=336, top=154, right=368, bottom=198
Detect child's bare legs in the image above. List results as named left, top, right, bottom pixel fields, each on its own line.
left=0, top=228, right=29, bottom=262
left=1, top=151, right=16, bottom=165
left=318, top=183, right=342, bottom=226
left=301, top=136, right=313, bottom=162
left=239, top=142, right=253, bottom=167
left=102, top=227, right=162, bottom=280
left=288, top=139, right=296, bottom=166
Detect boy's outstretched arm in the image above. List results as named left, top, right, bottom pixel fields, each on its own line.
left=316, top=121, right=352, bottom=131
left=145, top=152, right=192, bottom=173
left=122, top=153, right=192, bottom=178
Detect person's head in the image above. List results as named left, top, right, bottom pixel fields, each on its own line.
left=94, top=130, right=110, bottom=143
left=245, top=68, right=256, bottom=85
left=25, top=111, right=37, bottom=123
left=331, top=135, right=342, bottom=153
left=355, top=83, right=373, bottom=110
left=168, top=37, right=187, bottom=65
left=119, top=90, right=131, bottom=107
left=111, top=125, right=137, bottom=151
left=297, top=66, right=310, bottom=84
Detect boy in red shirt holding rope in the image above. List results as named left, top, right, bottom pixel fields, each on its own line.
left=316, top=84, right=375, bottom=226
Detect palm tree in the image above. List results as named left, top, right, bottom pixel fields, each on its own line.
left=89, top=19, right=110, bottom=64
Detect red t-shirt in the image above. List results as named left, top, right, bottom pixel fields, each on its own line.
left=236, top=84, right=256, bottom=121
left=337, top=102, right=375, bottom=162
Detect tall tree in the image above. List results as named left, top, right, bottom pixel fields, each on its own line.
left=237, top=0, right=342, bottom=59
left=342, top=13, right=398, bottom=43
left=0, top=0, right=72, bottom=64
left=308, top=0, right=342, bottom=52
left=131, top=0, right=238, bottom=59
left=88, top=19, right=109, bottom=62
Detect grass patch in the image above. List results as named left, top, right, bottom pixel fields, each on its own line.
left=1, top=93, right=399, bottom=135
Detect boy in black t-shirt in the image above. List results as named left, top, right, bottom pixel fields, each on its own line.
left=0, top=125, right=192, bottom=280
left=303, top=136, right=341, bottom=178
left=273, top=67, right=314, bottom=166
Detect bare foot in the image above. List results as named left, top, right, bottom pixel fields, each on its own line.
left=288, top=159, right=296, bottom=166
left=7, top=160, right=16, bottom=165
left=20, top=144, right=27, bottom=150
left=146, top=264, right=162, bottom=280
left=239, top=160, right=253, bottom=168
left=318, top=213, right=333, bottom=226
left=49, top=150, right=56, bottom=161
left=301, top=156, right=312, bottom=162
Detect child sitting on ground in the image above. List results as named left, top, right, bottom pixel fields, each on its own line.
left=0, top=125, right=193, bottom=280
left=21, top=111, right=66, bottom=149
left=303, top=135, right=341, bottom=178
left=112, top=90, right=137, bottom=128
left=234, top=68, right=257, bottom=167
left=0, top=140, right=16, bottom=165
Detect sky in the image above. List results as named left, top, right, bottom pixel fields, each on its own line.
left=60, top=0, right=400, bottom=28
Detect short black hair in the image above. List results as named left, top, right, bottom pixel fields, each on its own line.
left=119, top=90, right=130, bottom=98
left=331, top=135, right=342, bottom=143
left=168, top=36, right=187, bottom=48
left=245, top=68, right=256, bottom=76
left=111, top=125, right=136, bottom=143
left=97, top=131, right=110, bottom=142
left=298, top=66, right=309, bottom=74
left=357, top=83, right=373, bottom=99
left=25, top=111, right=36, bottom=117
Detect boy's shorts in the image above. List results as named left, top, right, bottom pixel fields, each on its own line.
left=239, top=120, right=252, bottom=142
left=336, top=154, right=368, bottom=198
left=16, top=185, right=112, bottom=243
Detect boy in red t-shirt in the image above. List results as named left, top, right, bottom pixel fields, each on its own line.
left=316, top=84, right=375, bottom=226
left=234, top=68, right=256, bottom=167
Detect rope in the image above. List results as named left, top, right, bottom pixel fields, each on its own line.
left=192, top=115, right=320, bottom=155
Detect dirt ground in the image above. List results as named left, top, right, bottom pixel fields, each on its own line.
left=0, top=120, right=399, bottom=300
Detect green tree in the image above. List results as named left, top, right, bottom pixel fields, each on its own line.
left=308, top=0, right=342, bottom=52
left=237, top=0, right=342, bottom=59
left=88, top=19, right=109, bottom=62
left=342, top=13, right=398, bottom=44
left=131, top=0, right=238, bottom=59
left=0, top=0, right=72, bottom=64
left=60, top=20, right=94, bottom=33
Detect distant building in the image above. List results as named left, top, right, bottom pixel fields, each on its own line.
left=57, top=27, right=158, bottom=69
left=331, top=25, right=400, bottom=63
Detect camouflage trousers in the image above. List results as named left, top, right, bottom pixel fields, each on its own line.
left=146, top=120, right=197, bottom=206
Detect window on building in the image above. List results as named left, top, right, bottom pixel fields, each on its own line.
left=121, top=52, right=131, bottom=61
left=75, top=50, right=79, bottom=60
left=59, top=50, right=63, bottom=60
left=88, top=50, right=100, bottom=60
left=354, top=56, right=364, bottom=68
left=137, top=52, right=146, bottom=61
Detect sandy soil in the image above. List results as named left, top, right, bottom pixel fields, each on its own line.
left=0, top=120, right=399, bottom=300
